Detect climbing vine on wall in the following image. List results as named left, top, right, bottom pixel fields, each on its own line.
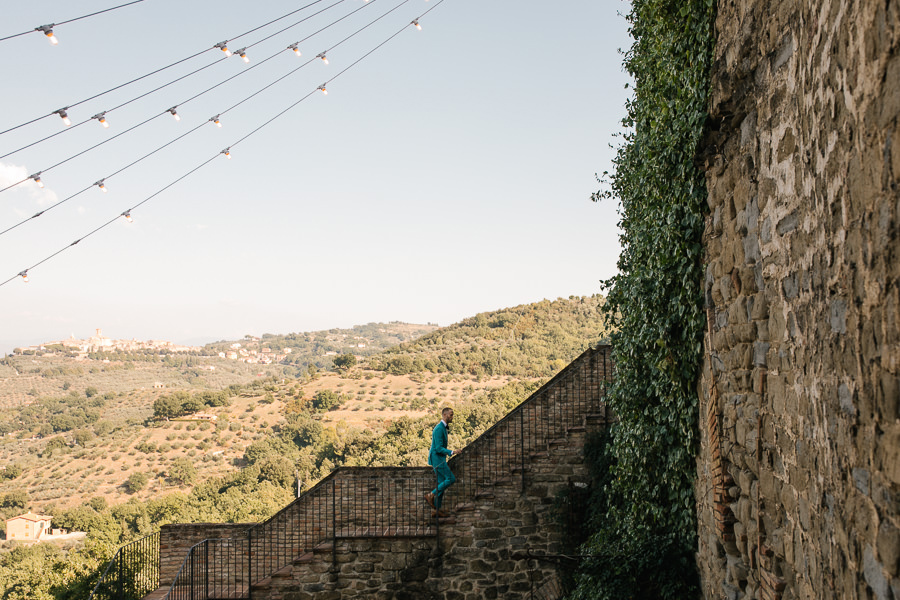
left=572, top=0, right=715, bottom=597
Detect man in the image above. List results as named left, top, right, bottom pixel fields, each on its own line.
left=424, top=407, right=460, bottom=517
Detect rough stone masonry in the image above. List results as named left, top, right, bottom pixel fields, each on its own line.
left=695, top=0, right=900, bottom=598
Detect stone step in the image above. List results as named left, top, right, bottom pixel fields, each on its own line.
left=529, top=451, right=550, bottom=460
left=313, top=541, right=333, bottom=554
left=567, top=425, right=587, bottom=433
left=294, top=551, right=315, bottom=565
left=141, top=587, right=169, bottom=600
left=474, top=491, right=495, bottom=500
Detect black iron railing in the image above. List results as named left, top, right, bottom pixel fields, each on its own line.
left=163, top=467, right=435, bottom=599
left=443, top=345, right=611, bottom=513
left=88, top=532, right=160, bottom=600
left=158, top=345, right=611, bottom=599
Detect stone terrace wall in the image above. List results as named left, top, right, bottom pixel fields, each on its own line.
left=696, top=0, right=900, bottom=598
left=250, top=425, right=593, bottom=600
left=159, top=523, right=252, bottom=587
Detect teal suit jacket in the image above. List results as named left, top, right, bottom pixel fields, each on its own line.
left=428, top=420, right=452, bottom=466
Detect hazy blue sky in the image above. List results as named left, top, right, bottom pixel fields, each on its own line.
left=0, top=0, right=632, bottom=352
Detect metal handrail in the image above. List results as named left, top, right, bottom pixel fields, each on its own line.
left=156, top=344, right=612, bottom=599
left=443, top=345, right=611, bottom=513
left=163, top=467, right=435, bottom=599
left=88, top=532, right=160, bottom=600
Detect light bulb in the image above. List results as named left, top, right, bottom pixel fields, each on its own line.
left=289, top=43, right=301, bottom=57
left=93, top=112, right=109, bottom=128
left=318, top=84, right=327, bottom=95
left=210, top=115, right=222, bottom=128
left=317, top=52, right=328, bottom=65
left=56, top=108, right=71, bottom=126
left=168, top=107, right=181, bottom=121
left=31, top=173, right=43, bottom=188
left=18, top=270, right=29, bottom=283
left=237, top=48, right=249, bottom=63
left=216, top=41, right=232, bottom=57
left=37, top=25, right=58, bottom=45
left=221, top=147, right=231, bottom=159
left=122, top=211, right=133, bottom=223
left=95, top=180, right=107, bottom=193
left=413, top=20, right=421, bottom=30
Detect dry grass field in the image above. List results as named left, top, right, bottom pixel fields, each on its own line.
left=0, top=358, right=523, bottom=514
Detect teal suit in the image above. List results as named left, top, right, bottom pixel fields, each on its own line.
left=428, top=420, right=455, bottom=509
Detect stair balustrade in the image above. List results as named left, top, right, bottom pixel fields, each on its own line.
left=101, top=345, right=611, bottom=599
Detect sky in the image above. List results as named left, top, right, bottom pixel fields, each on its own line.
left=0, top=0, right=632, bottom=353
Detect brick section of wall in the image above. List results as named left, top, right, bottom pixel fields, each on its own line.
left=250, top=427, right=594, bottom=600
left=159, top=523, right=253, bottom=587
left=153, top=346, right=612, bottom=599
left=695, top=1, right=900, bottom=598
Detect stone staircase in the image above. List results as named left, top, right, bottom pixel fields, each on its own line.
left=137, top=345, right=613, bottom=600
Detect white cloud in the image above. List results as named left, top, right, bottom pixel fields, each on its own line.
left=0, top=161, right=59, bottom=206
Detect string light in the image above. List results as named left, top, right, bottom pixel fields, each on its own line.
left=210, top=114, right=223, bottom=128
left=95, top=179, right=108, bottom=193
left=30, top=173, right=44, bottom=188
left=1, top=0, right=454, bottom=289
left=215, top=41, right=232, bottom=57
left=289, top=43, right=301, bottom=56
left=221, top=147, right=232, bottom=159
left=36, top=25, right=58, bottom=45
left=55, top=108, right=72, bottom=126
left=317, top=51, right=329, bottom=64
left=92, top=112, right=109, bottom=128
left=18, top=270, right=29, bottom=283
left=412, top=19, right=421, bottom=30
left=236, top=48, right=250, bottom=63
left=168, top=107, right=181, bottom=121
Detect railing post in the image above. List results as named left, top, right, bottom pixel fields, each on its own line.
left=204, top=541, right=209, bottom=600
left=117, top=548, right=123, bottom=600
left=519, top=409, right=525, bottom=492
left=248, top=528, right=253, bottom=600
left=331, top=478, right=337, bottom=567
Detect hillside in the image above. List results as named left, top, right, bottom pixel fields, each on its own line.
left=0, top=296, right=606, bottom=527
left=370, top=295, right=608, bottom=377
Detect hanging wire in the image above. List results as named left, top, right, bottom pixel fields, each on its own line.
left=1, top=0, right=449, bottom=288
left=0, top=0, right=337, bottom=138
left=0, top=1, right=146, bottom=44
left=0, top=121, right=208, bottom=237
left=0, top=0, right=389, bottom=194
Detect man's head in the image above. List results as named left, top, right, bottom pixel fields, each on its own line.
left=441, top=407, right=454, bottom=424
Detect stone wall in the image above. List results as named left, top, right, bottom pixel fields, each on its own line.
left=150, top=347, right=612, bottom=599
left=696, top=0, right=900, bottom=598
left=250, top=425, right=592, bottom=600
left=159, top=523, right=252, bottom=586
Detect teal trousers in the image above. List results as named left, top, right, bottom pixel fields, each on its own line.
left=431, top=462, right=456, bottom=509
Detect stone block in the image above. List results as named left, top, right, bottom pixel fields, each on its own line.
left=877, top=521, right=900, bottom=577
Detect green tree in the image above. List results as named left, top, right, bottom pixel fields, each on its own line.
left=73, top=429, right=94, bottom=446
left=1, top=489, right=29, bottom=511
left=153, top=395, right=183, bottom=420
left=311, top=390, right=342, bottom=412
left=125, top=472, right=149, bottom=494
left=168, top=458, right=197, bottom=486
left=332, top=353, right=357, bottom=371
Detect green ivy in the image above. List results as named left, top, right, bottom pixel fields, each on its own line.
left=573, top=0, right=715, bottom=597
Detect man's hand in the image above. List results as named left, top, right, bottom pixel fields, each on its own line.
left=452, top=449, right=461, bottom=456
